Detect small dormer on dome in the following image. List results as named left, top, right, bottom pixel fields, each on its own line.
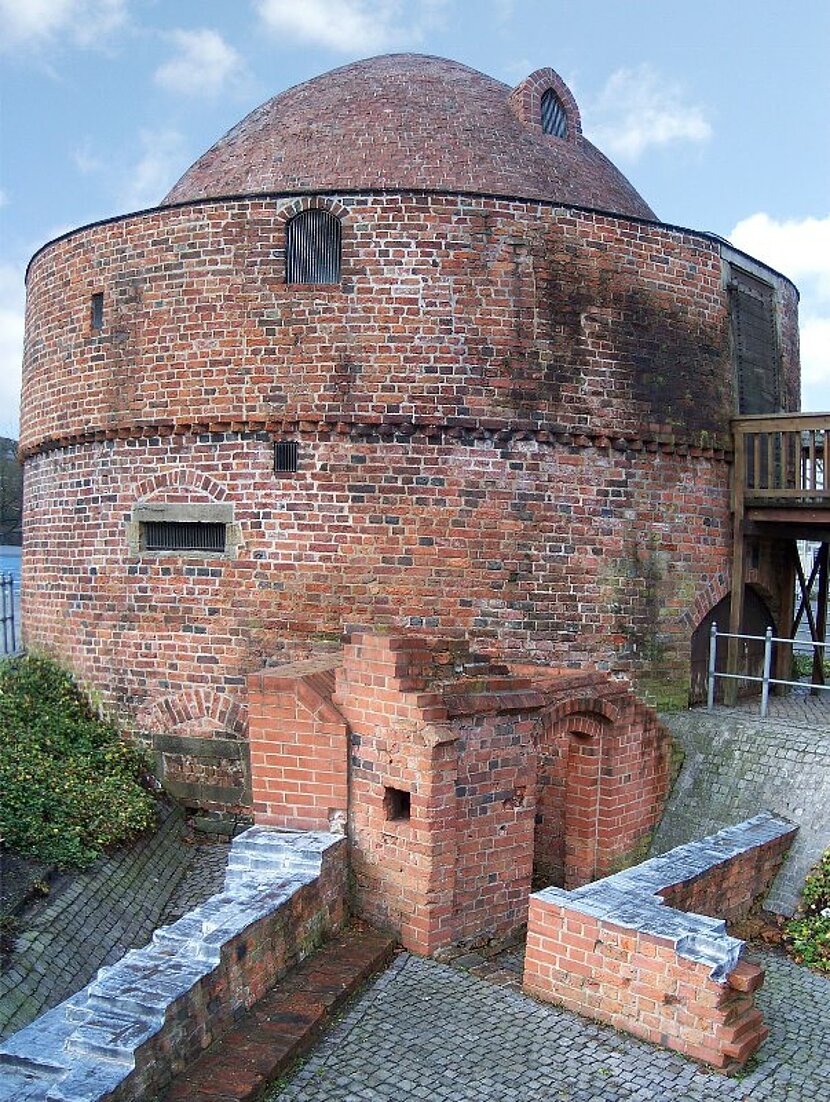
left=508, top=67, right=582, bottom=140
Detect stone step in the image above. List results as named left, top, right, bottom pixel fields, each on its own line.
left=0, top=1052, right=63, bottom=1079
left=225, top=852, right=317, bottom=874
left=85, top=955, right=211, bottom=1020
left=43, top=1058, right=129, bottom=1102
left=0, top=1064, right=52, bottom=1102
left=160, top=922, right=396, bottom=1102
left=64, top=1010, right=154, bottom=1064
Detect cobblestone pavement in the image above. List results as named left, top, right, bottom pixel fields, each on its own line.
left=726, top=687, right=830, bottom=729
left=0, top=806, right=229, bottom=1039
left=272, top=951, right=829, bottom=1102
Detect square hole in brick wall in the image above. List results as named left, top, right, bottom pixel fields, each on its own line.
left=384, top=786, right=411, bottom=821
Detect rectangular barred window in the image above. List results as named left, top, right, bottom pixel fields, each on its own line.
left=142, top=521, right=226, bottom=553
left=130, top=502, right=236, bottom=558
left=274, top=440, right=299, bottom=473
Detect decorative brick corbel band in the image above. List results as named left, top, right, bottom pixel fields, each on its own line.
left=20, top=415, right=733, bottom=463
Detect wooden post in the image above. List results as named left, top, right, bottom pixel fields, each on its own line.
left=812, top=542, right=829, bottom=692
left=726, top=425, right=747, bottom=707
left=726, top=519, right=745, bottom=706
left=774, top=541, right=796, bottom=690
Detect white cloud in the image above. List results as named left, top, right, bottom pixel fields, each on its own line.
left=254, top=0, right=446, bottom=53
left=728, top=213, right=830, bottom=303
left=74, top=129, right=190, bottom=212
left=585, top=64, right=712, bottom=161
left=0, top=189, right=8, bottom=208
left=728, top=212, right=830, bottom=411
left=800, top=318, right=830, bottom=409
left=119, top=129, right=190, bottom=211
left=0, top=0, right=128, bottom=52
left=0, top=262, right=25, bottom=438
left=72, top=140, right=108, bottom=177
left=154, top=28, right=243, bottom=98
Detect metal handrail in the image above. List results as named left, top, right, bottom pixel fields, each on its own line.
left=1, top=572, right=16, bottom=656
left=707, top=623, right=830, bottom=717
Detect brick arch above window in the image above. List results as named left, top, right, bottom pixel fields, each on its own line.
left=509, top=67, right=582, bottom=139
left=129, top=471, right=239, bottom=557
left=138, top=687, right=246, bottom=740
left=133, top=468, right=229, bottom=504
left=275, top=196, right=350, bottom=224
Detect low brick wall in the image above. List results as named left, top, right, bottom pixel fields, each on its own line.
left=249, top=658, right=348, bottom=831
left=0, top=828, right=347, bottom=1102
left=523, top=813, right=797, bottom=1070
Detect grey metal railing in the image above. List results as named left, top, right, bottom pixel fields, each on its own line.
left=707, top=622, right=830, bottom=717
left=1, top=572, right=17, bottom=655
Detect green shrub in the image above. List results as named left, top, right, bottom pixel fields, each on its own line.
left=790, top=651, right=830, bottom=680
left=784, top=848, right=830, bottom=973
left=0, top=653, right=157, bottom=868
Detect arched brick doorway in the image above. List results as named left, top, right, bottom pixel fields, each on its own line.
left=533, top=703, right=615, bottom=890
left=690, top=587, right=775, bottom=704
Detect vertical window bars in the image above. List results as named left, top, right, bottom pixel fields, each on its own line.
left=541, top=89, right=567, bottom=138
left=285, top=210, right=342, bottom=284
left=142, top=521, right=226, bottom=552
left=274, top=441, right=299, bottom=474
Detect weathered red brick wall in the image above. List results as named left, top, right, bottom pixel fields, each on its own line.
left=272, top=634, right=672, bottom=953
left=449, top=710, right=537, bottom=944
left=332, top=634, right=457, bottom=954
left=22, top=430, right=728, bottom=805
left=533, top=686, right=671, bottom=887
left=523, top=814, right=797, bottom=1069
left=657, top=830, right=795, bottom=925
left=525, top=898, right=766, bottom=1069
left=248, top=658, right=348, bottom=831
left=24, top=195, right=780, bottom=454
left=19, top=192, right=799, bottom=799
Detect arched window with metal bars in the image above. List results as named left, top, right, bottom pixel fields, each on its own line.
left=540, top=88, right=567, bottom=138
left=285, top=209, right=342, bottom=284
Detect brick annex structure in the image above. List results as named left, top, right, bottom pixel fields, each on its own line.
left=17, top=55, right=804, bottom=1073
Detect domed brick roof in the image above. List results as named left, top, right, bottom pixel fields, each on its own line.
left=162, top=54, right=656, bottom=220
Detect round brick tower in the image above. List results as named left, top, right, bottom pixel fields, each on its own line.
left=20, top=55, right=800, bottom=810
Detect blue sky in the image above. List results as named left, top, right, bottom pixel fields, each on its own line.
left=1, top=0, right=829, bottom=437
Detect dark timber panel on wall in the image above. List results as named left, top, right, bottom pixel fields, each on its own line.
left=729, top=266, right=781, bottom=415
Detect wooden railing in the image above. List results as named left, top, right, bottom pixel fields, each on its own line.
left=733, top=413, right=830, bottom=507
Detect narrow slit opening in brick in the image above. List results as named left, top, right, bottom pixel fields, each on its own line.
left=90, top=292, right=104, bottom=331
left=384, top=786, right=411, bottom=821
